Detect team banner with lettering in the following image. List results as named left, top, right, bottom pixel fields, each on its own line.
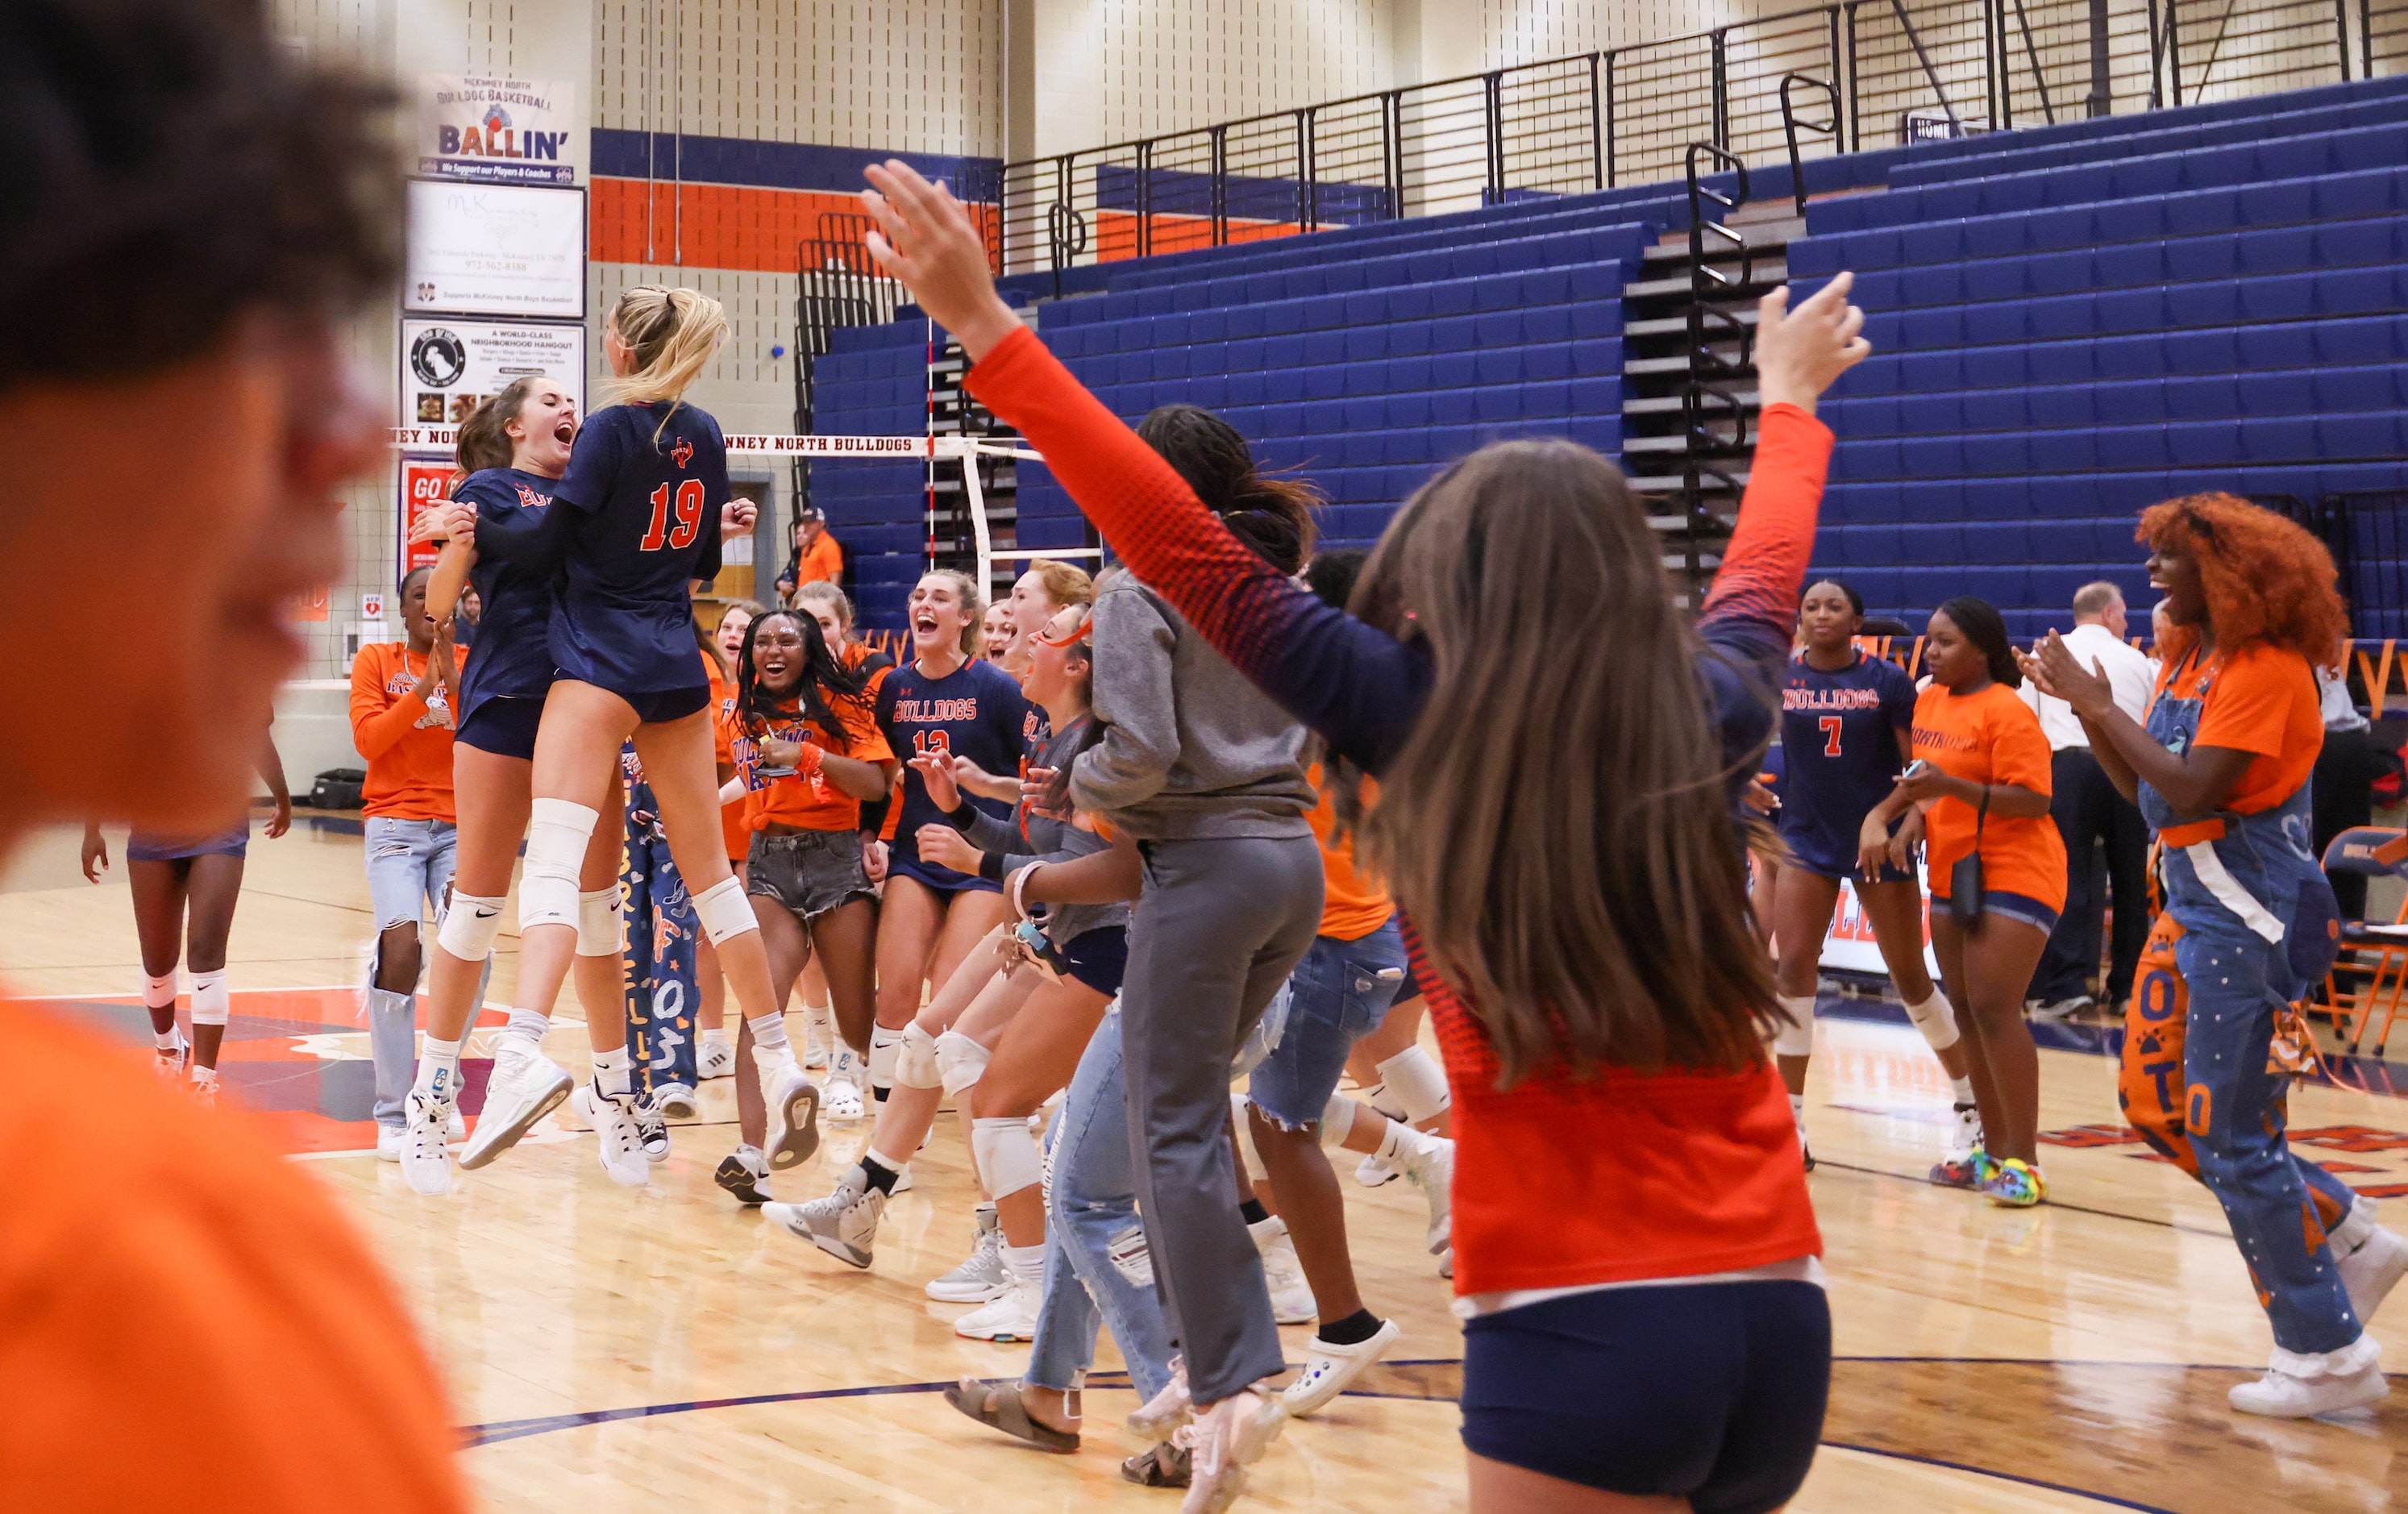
left=618, top=749, right=700, bottom=1100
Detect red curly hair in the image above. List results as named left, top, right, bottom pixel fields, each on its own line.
left=2137, top=493, right=2348, bottom=668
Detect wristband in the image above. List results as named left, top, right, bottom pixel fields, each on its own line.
left=796, top=742, right=825, bottom=777
left=1008, top=862, right=1043, bottom=921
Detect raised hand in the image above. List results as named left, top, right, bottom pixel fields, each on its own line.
left=410, top=499, right=475, bottom=546
left=1754, top=270, right=1870, bottom=417
left=910, top=750, right=962, bottom=812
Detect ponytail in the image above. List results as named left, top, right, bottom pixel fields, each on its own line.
left=455, top=375, right=542, bottom=474
left=1136, top=403, right=1320, bottom=574
left=606, top=285, right=729, bottom=439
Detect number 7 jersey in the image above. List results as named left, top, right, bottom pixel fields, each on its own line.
left=1776, top=648, right=1917, bottom=879
left=547, top=400, right=731, bottom=697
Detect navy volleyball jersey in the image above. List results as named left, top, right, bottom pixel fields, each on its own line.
left=1778, top=649, right=1918, bottom=878
left=880, top=657, right=1030, bottom=885
left=454, top=466, right=565, bottom=721
left=547, top=401, right=730, bottom=695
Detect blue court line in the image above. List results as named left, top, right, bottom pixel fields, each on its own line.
left=1815, top=1441, right=2177, bottom=1514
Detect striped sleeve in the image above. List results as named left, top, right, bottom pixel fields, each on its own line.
left=1695, top=401, right=1833, bottom=676
left=965, top=326, right=1430, bottom=772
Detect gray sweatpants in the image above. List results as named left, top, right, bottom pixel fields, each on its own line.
left=1119, top=832, right=1325, bottom=1405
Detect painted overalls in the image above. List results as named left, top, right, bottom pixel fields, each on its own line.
left=2117, top=647, right=2359, bottom=1354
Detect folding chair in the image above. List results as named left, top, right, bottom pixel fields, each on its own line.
left=2319, top=826, right=2408, bottom=1057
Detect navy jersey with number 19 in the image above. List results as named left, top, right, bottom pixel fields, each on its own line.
left=1778, top=649, right=1918, bottom=880
left=547, top=401, right=730, bottom=696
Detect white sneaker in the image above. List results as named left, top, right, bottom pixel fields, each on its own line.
left=763, top=1061, right=823, bottom=1169
left=1173, top=1383, right=1286, bottom=1514
left=445, top=1104, right=468, bottom=1141
left=375, top=1125, right=403, bottom=1162
left=653, top=1081, right=699, bottom=1120
left=1437, top=1247, right=1453, bottom=1279
left=2335, top=1212, right=2408, bottom=1325
left=1395, top=1134, right=1454, bottom=1254
left=823, top=1047, right=865, bottom=1122
left=697, top=1035, right=735, bottom=1080
left=765, top=1167, right=887, bottom=1267
left=1248, top=1216, right=1316, bottom=1325
left=1944, top=1102, right=1984, bottom=1165
left=399, top=1088, right=454, bottom=1196
left=458, top=1043, right=573, bottom=1169
left=153, top=1035, right=187, bottom=1082
left=2228, top=1348, right=2388, bottom=1418
left=928, top=1203, right=1009, bottom=1302
left=632, top=1093, right=672, bottom=1163
left=572, top=1082, right=651, bottom=1188
left=1283, top=1318, right=1401, bottom=1417
left=1354, top=1154, right=1395, bottom=1187
left=952, top=1273, right=1040, bottom=1341
left=1129, top=1357, right=1192, bottom=1437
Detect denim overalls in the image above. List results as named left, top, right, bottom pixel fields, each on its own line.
left=2118, top=647, right=2360, bottom=1354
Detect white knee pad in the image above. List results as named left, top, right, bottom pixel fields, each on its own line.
left=1771, top=995, right=1817, bottom=1059
left=1232, top=1092, right=1269, bottom=1182
left=436, top=892, right=506, bottom=962
left=971, top=1115, right=1044, bottom=1200
left=691, top=875, right=759, bottom=946
left=936, top=1029, right=992, bottom=1096
left=1320, top=1091, right=1358, bottom=1148
left=189, top=968, right=230, bottom=1028
left=141, top=971, right=179, bottom=1010
left=1376, top=1046, right=1451, bottom=1124
left=518, top=798, right=600, bottom=934
left=574, top=888, right=621, bottom=957
left=896, top=1023, right=943, bottom=1089
left=1902, top=989, right=1961, bottom=1053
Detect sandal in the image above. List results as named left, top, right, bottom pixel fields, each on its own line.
left=942, top=1377, right=1081, bottom=1454
left=1121, top=1440, right=1192, bottom=1487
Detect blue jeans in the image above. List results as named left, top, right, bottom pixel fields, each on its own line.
left=1025, top=1008, right=1177, bottom=1405
left=363, top=817, right=460, bottom=1129
left=1245, top=921, right=1408, bottom=1129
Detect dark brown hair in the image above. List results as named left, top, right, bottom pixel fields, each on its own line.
left=0, top=0, right=398, bottom=390
left=1343, top=439, right=1778, bottom=1086
left=454, top=376, right=546, bottom=475
left=1137, top=404, right=1320, bottom=574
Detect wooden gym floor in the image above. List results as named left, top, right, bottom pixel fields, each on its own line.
left=4, top=815, right=2405, bottom=1512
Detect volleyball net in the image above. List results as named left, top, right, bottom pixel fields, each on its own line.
left=391, top=426, right=1088, bottom=593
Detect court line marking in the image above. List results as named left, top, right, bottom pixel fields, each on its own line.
left=1813, top=1157, right=2243, bottom=1239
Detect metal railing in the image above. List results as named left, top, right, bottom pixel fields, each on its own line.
left=985, top=0, right=2395, bottom=276
left=792, top=213, right=909, bottom=523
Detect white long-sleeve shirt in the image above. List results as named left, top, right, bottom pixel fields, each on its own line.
left=2023, top=622, right=2155, bottom=752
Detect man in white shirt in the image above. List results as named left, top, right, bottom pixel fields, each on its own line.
left=2021, top=581, right=2156, bottom=1017
left=2313, top=658, right=2382, bottom=919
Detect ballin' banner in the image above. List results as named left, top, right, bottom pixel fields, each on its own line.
left=1820, top=863, right=1942, bottom=978
left=619, top=747, right=700, bottom=1096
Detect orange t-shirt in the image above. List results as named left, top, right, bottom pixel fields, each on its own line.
left=792, top=531, right=843, bottom=589
left=347, top=644, right=455, bottom=822
left=0, top=998, right=467, bottom=1511
left=2159, top=643, right=2323, bottom=816
left=1911, top=680, right=2068, bottom=911
left=1305, top=764, right=1392, bottom=941
left=718, top=691, right=892, bottom=833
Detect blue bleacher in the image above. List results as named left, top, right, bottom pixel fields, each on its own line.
left=817, top=74, right=2408, bottom=634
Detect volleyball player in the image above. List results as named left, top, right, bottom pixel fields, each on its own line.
left=980, top=601, right=1013, bottom=661
left=859, top=572, right=1029, bottom=1121
left=861, top=160, right=1859, bottom=1511
left=1342, top=991, right=1452, bottom=1188
left=350, top=565, right=468, bottom=1156
left=2032, top=495, right=2407, bottom=1416
left=793, top=579, right=896, bottom=1067
left=460, top=288, right=801, bottom=1192
left=711, top=608, right=891, bottom=1199
left=82, top=726, right=290, bottom=1101
left=1772, top=578, right=1979, bottom=1171
left=697, top=598, right=764, bottom=1086
left=1, top=0, right=465, bottom=1495
left=394, top=376, right=631, bottom=1196
left=1863, top=597, right=2062, bottom=1207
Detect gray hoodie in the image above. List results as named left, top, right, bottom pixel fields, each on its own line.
left=1071, top=568, right=1314, bottom=841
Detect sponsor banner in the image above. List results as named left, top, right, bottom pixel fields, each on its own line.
left=405, top=181, right=585, bottom=319
left=420, top=76, right=579, bottom=185
left=1820, top=863, right=1941, bottom=978
left=398, top=460, right=455, bottom=573
left=399, top=318, right=584, bottom=428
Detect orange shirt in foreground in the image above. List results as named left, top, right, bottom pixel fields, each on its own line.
left=1911, top=680, right=2068, bottom=912
left=348, top=643, right=456, bottom=822
left=1304, top=764, right=1393, bottom=941
left=718, top=691, right=892, bottom=832
left=0, top=999, right=466, bottom=1511
left=2158, top=642, right=2323, bottom=816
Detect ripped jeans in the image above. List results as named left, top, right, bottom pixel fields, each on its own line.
left=1025, top=1006, right=1177, bottom=1406
left=1245, top=920, right=1409, bottom=1129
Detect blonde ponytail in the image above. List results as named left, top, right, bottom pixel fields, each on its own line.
left=605, top=285, right=728, bottom=437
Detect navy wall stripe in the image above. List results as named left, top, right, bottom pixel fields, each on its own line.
left=590, top=129, right=1001, bottom=196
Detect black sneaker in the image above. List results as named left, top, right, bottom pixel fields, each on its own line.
left=715, top=1150, right=773, bottom=1204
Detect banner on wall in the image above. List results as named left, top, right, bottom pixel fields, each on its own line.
left=405, top=181, right=585, bottom=318
left=1820, top=862, right=1942, bottom=978
left=418, top=76, right=580, bottom=185
left=398, top=318, right=584, bottom=427
left=397, top=459, right=455, bottom=575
